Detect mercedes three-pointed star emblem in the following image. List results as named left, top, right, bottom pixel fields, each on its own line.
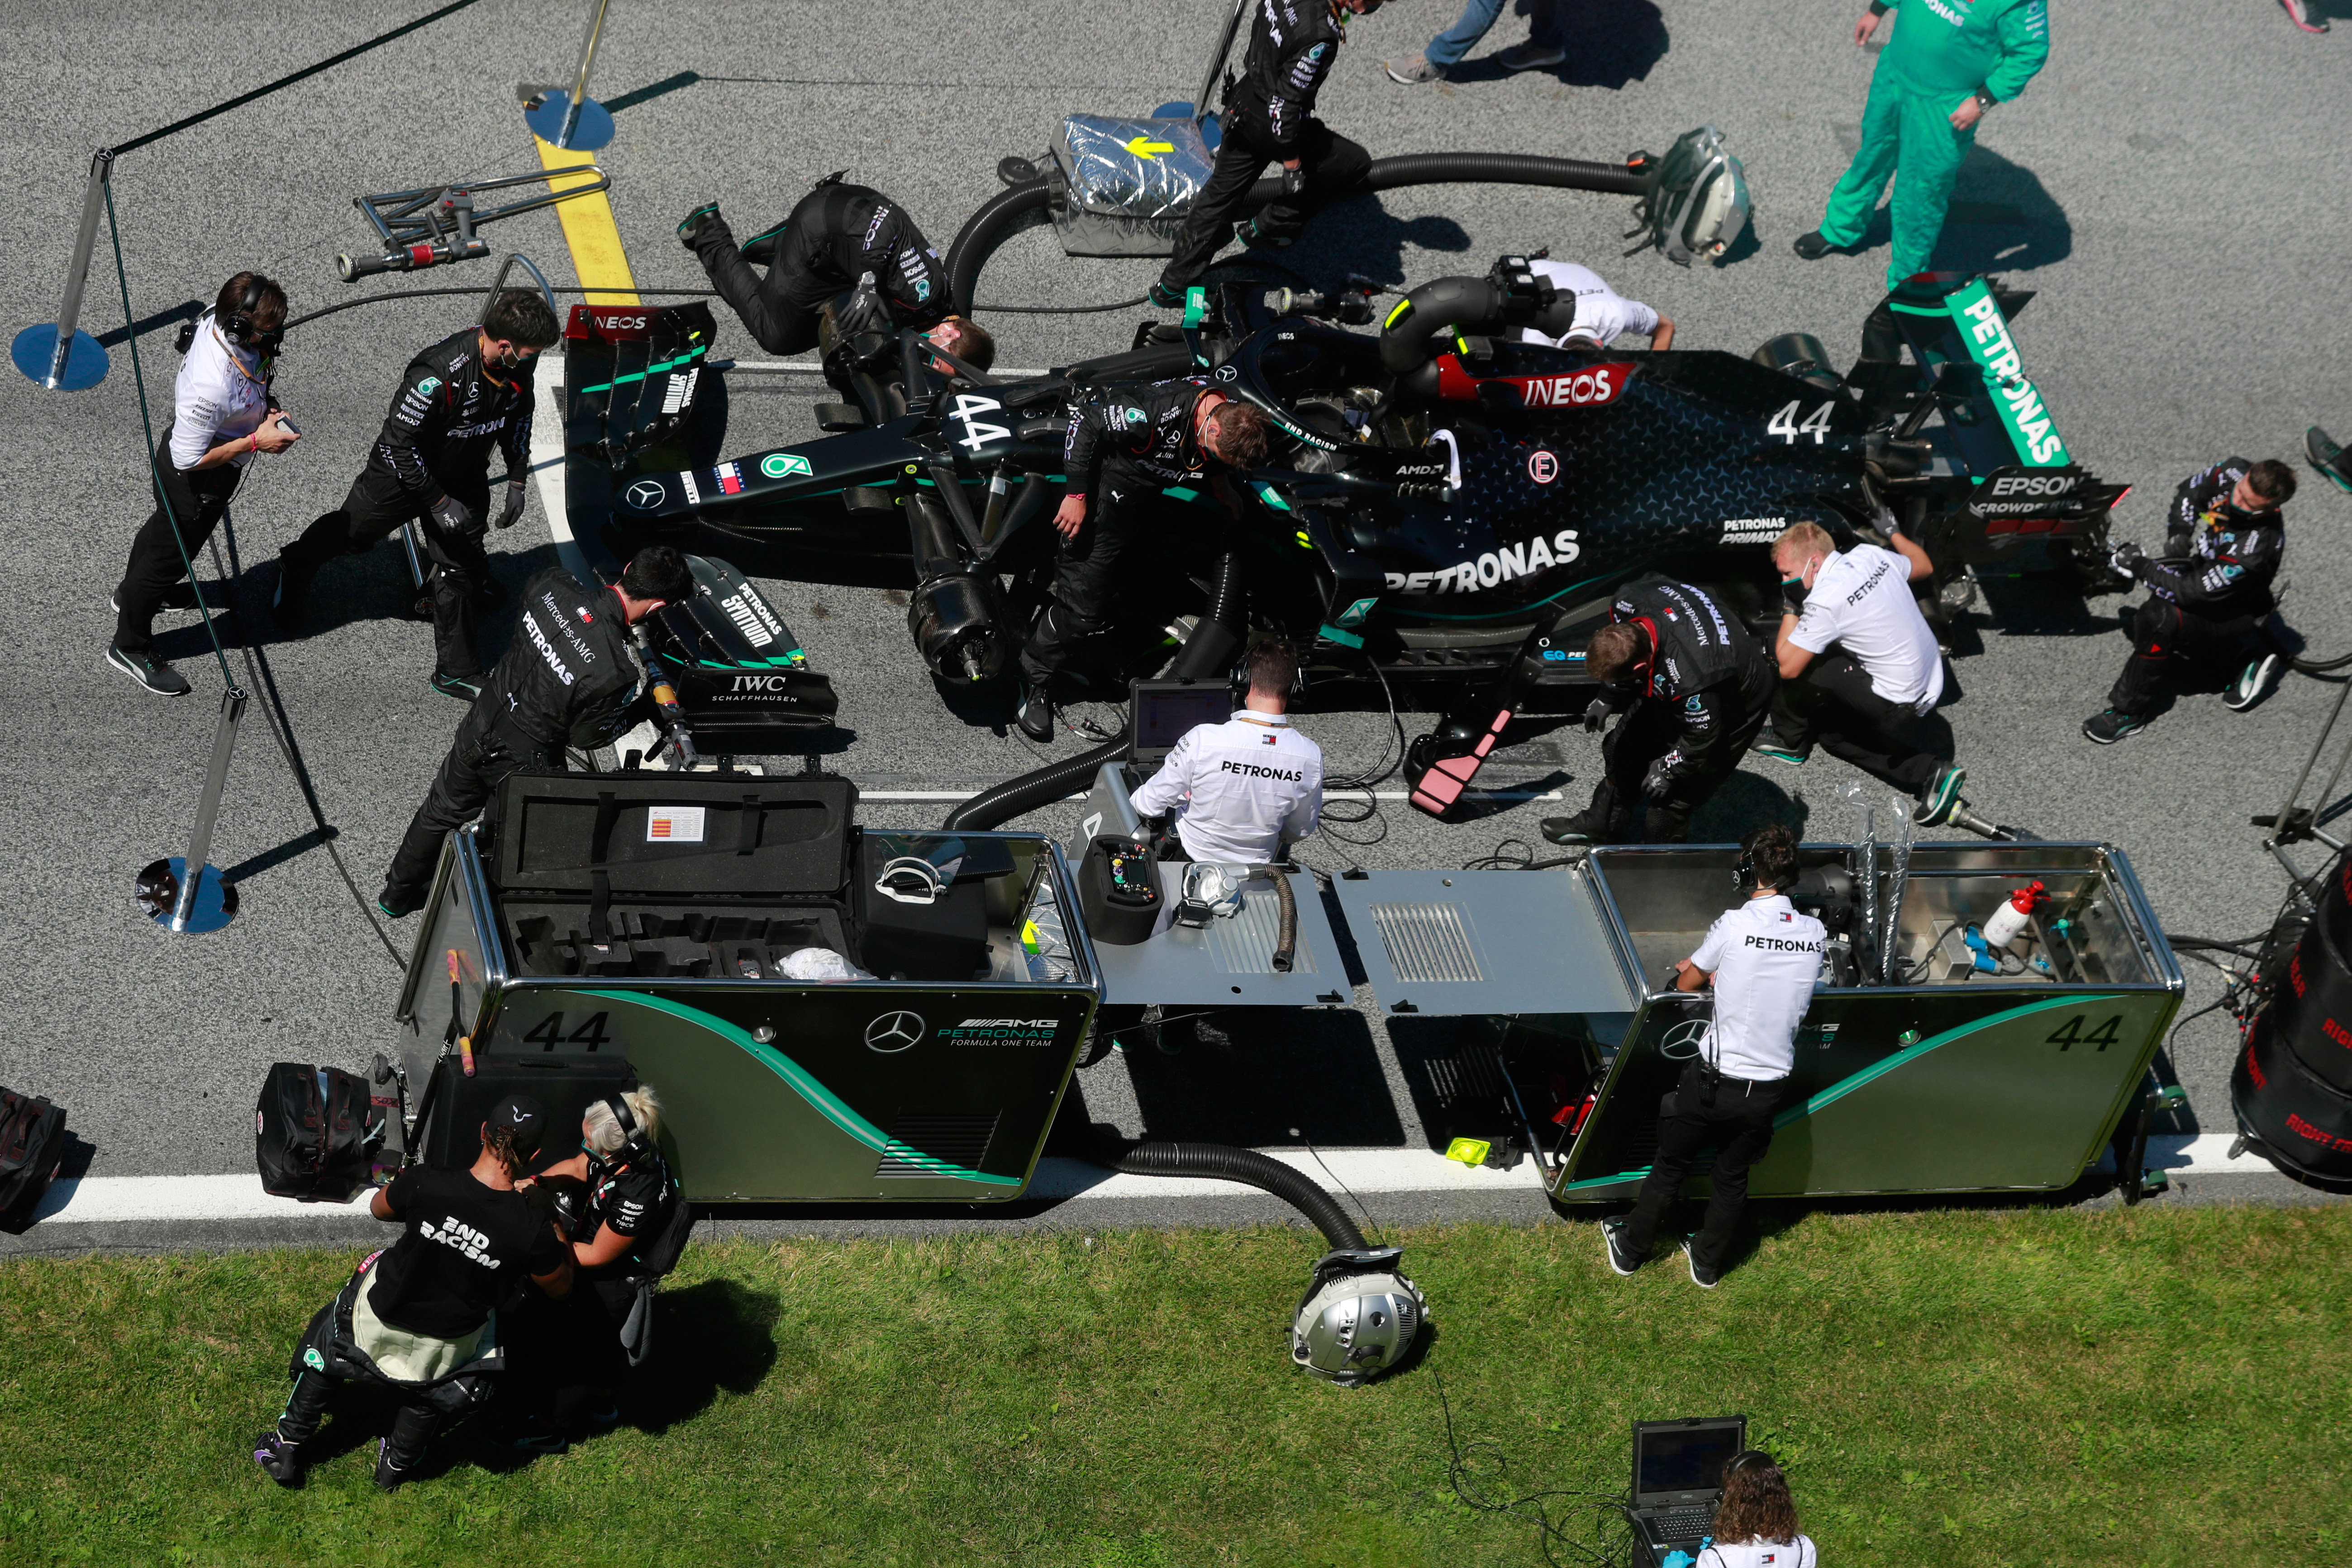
left=624, top=478, right=667, bottom=510
left=864, top=1010, right=926, bottom=1053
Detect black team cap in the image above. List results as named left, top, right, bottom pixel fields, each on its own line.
left=486, top=1095, right=548, bottom=1157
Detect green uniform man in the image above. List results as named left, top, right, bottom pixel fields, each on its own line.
left=1796, top=0, right=2050, bottom=286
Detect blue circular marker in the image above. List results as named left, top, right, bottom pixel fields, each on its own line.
left=524, top=91, right=614, bottom=153
left=11, top=324, right=108, bottom=391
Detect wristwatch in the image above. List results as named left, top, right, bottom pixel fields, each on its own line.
left=1972, top=88, right=1997, bottom=110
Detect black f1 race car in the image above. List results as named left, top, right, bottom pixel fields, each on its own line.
left=567, top=262, right=2126, bottom=807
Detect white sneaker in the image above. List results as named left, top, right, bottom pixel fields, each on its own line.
left=1385, top=54, right=1446, bottom=84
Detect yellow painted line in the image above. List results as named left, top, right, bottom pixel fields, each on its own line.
left=533, top=134, right=638, bottom=304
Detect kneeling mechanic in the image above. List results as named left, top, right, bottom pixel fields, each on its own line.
left=1605, top=825, right=1819, bottom=1287
left=1754, top=520, right=1965, bottom=825
left=376, top=547, right=695, bottom=917
left=253, top=1096, right=571, bottom=1492
left=273, top=289, right=559, bottom=698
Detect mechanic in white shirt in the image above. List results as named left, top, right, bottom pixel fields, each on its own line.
left=1605, top=825, right=1819, bottom=1287
left=1754, top=520, right=1965, bottom=828
left=107, top=272, right=300, bottom=697
left=1131, top=641, right=1324, bottom=865
left=1516, top=260, right=1675, bottom=351
left=1697, top=1450, right=1819, bottom=1568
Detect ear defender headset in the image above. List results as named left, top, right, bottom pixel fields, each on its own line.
left=218, top=275, right=282, bottom=356
left=1733, top=832, right=1800, bottom=896
left=600, top=1094, right=655, bottom=1164
left=1723, top=1449, right=1777, bottom=1483
left=1229, top=642, right=1310, bottom=708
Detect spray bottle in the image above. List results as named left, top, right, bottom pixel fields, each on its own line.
left=1981, top=880, right=2047, bottom=950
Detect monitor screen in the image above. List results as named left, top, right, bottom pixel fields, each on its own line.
left=1636, top=1423, right=1743, bottom=1499
left=1133, top=685, right=1233, bottom=755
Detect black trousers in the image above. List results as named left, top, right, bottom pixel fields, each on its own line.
left=505, top=1271, right=636, bottom=1428
left=1771, top=652, right=1943, bottom=793
left=2109, top=598, right=2262, bottom=716
left=283, top=467, right=494, bottom=678
left=694, top=185, right=888, bottom=357
left=385, top=711, right=553, bottom=899
left=1619, top=1059, right=1790, bottom=1274
left=1572, top=690, right=1770, bottom=844
left=1018, top=482, right=1170, bottom=685
left=1157, top=118, right=1372, bottom=293
left=279, top=1363, right=446, bottom=1469
left=114, top=437, right=241, bottom=655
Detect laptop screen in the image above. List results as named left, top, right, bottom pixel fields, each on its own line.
left=1130, top=682, right=1233, bottom=761
left=1633, top=1417, right=1747, bottom=1505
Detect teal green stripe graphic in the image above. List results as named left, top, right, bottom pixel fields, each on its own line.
left=1562, top=994, right=2116, bottom=1191
left=574, top=342, right=709, bottom=397
left=579, top=989, right=1020, bottom=1185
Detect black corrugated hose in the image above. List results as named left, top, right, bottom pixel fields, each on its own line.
left=947, top=152, right=1648, bottom=315
left=943, top=732, right=1128, bottom=831
left=1105, top=1139, right=1366, bottom=1250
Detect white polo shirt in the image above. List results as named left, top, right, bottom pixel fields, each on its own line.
left=1699, top=1537, right=1818, bottom=1568
left=1516, top=261, right=1661, bottom=348
left=1130, top=710, right=1324, bottom=865
left=168, top=316, right=271, bottom=472
left=1789, top=543, right=1944, bottom=713
left=1688, top=894, right=1824, bottom=1082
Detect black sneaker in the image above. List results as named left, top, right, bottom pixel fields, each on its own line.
left=106, top=644, right=191, bottom=697
left=2082, top=709, right=2149, bottom=745
left=110, top=582, right=202, bottom=615
left=1750, top=727, right=1811, bottom=766
left=431, top=670, right=485, bottom=701
left=2310, top=426, right=2352, bottom=492
left=1913, top=763, right=1966, bottom=826
left=1602, top=1218, right=1642, bottom=1276
left=1016, top=683, right=1056, bottom=742
left=1148, top=281, right=1187, bottom=310
left=252, top=1430, right=305, bottom=1486
left=2224, top=653, right=2281, bottom=713
left=376, top=883, right=424, bottom=920
left=1238, top=215, right=1299, bottom=248
left=1680, top=1236, right=1721, bottom=1289
left=1792, top=231, right=1833, bottom=260
left=372, top=1438, right=410, bottom=1493
left=488, top=1420, right=569, bottom=1456
left=270, top=558, right=313, bottom=630
left=1541, top=812, right=1620, bottom=847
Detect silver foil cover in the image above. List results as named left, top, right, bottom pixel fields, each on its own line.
left=1050, top=114, right=1215, bottom=257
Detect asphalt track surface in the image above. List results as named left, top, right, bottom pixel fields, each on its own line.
left=3, top=0, right=2348, bottom=1253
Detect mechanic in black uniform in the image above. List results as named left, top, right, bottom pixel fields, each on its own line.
left=253, top=1096, right=571, bottom=1493
left=272, top=290, right=560, bottom=699
left=1149, top=0, right=1384, bottom=307
left=1541, top=575, right=1776, bottom=846
left=498, top=1087, right=680, bottom=1451
left=376, top=548, right=695, bottom=917
left=1015, top=380, right=1275, bottom=740
left=2083, top=457, right=2295, bottom=744
left=678, top=174, right=980, bottom=359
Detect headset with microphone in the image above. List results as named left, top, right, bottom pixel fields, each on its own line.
left=1228, top=640, right=1310, bottom=709
left=217, top=274, right=283, bottom=357
left=598, top=1093, right=656, bottom=1165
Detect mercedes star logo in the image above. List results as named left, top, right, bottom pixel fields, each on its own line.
left=865, top=1010, right=925, bottom=1053
left=1659, top=1018, right=1712, bottom=1061
left=624, top=478, right=668, bottom=510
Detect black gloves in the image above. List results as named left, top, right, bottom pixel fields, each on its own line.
left=495, top=479, right=527, bottom=531
left=2111, top=540, right=2145, bottom=579
left=834, top=271, right=890, bottom=339
left=428, top=495, right=474, bottom=535
left=1640, top=753, right=1681, bottom=801
left=1581, top=695, right=1614, bottom=734
left=676, top=202, right=724, bottom=250
left=1276, top=165, right=1309, bottom=201
left=1781, top=577, right=1809, bottom=617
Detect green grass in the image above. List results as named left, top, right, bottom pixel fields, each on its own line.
left=2, top=1206, right=2347, bottom=1566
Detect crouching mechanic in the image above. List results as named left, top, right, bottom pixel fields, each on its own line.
left=499, top=1087, right=684, bottom=1451
left=1132, top=641, right=1324, bottom=863
left=1515, top=259, right=1674, bottom=351
left=678, top=174, right=982, bottom=360
left=1754, top=521, right=1965, bottom=825
left=1017, top=381, right=1274, bottom=741
left=376, top=547, right=695, bottom=917
left=274, top=290, right=559, bottom=698
left=1541, top=576, right=1775, bottom=846
left=2085, top=458, right=2294, bottom=743
left=1604, top=825, right=1819, bottom=1288
left=253, top=1096, right=571, bottom=1492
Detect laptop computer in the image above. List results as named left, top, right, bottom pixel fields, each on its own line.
left=1629, top=1414, right=1747, bottom=1567
left=1128, top=677, right=1234, bottom=769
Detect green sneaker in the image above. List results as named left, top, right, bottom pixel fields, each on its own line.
left=1750, top=727, right=1810, bottom=766
left=1913, top=763, right=1966, bottom=826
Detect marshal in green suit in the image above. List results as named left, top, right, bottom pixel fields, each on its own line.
left=1812, top=0, right=2050, bottom=286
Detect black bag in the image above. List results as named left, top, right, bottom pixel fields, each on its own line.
left=629, top=1169, right=696, bottom=1278
left=256, top=1063, right=382, bottom=1202
left=0, top=1087, right=68, bottom=1223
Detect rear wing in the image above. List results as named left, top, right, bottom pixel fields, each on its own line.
left=1881, top=274, right=2069, bottom=474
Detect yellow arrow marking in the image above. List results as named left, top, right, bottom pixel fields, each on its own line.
left=1124, top=136, right=1176, bottom=158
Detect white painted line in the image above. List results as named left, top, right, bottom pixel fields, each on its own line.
left=29, top=1149, right=1533, bottom=1226
left=529, top=372, right=592, bottom=583
left=2143, top=1132, right=2257, bottom=1175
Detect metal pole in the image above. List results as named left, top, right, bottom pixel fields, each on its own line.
left=558, top=0, right=613, bottom=148
left=171, top=686, right=248, bottom=930
left=48, top=150, right=114, bottom=386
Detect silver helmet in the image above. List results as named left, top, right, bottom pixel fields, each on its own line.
left=1290, top=1247, right=1426, bottom=1386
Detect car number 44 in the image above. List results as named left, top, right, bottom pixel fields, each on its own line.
left=947, top=393, right=1011, bottom=454
left=1767, top=399, right=1836, bottom=445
